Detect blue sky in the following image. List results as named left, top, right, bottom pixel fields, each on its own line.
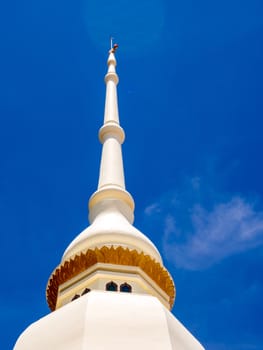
left=1, top=0, right=263, bottom=348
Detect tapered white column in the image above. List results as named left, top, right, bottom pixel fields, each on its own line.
left=103, top=53, right=120, bottom=124
left=89, top=52, right=134, bottom=224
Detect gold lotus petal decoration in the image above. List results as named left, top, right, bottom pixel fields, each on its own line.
left=46, top=246, right=175, bottom=311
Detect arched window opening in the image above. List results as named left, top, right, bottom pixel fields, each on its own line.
left=71, top=294, right=80, bottom=301
left=82, top=288, right=91, bottom=296
left=120, top=283, right=132, bottom=293
left=106, top=281, right=118, bottom=291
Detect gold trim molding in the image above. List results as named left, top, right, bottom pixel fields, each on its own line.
left=46, top=246, right=175, bottom=311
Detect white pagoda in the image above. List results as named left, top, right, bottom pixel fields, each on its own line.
left=14, top=48, right=205, bottom=350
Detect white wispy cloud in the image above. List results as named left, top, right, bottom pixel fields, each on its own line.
left=144, top=179, right=263, bottom=270
left=144, top=202, right=161, bottom=215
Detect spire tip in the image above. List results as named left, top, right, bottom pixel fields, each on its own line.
left=109, top=37, right=118, bottom=54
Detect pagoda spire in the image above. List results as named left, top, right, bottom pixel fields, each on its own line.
left=88, top=48, right=135, bottom=224
left=61, top=46, right=162, bottom=266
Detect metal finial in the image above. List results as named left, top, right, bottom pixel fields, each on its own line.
left=109, top=37, right=119, bottom=54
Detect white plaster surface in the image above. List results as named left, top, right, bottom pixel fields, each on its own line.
left=14, top=291, right=204, bottom=350
left=98, top=137, right=125, bottom=189
left=62, top=203, right=162, bottom=263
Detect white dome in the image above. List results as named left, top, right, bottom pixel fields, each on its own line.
left=15, top=291, right=204, bottom=350
left=62, top=205, right=162, bottom=263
